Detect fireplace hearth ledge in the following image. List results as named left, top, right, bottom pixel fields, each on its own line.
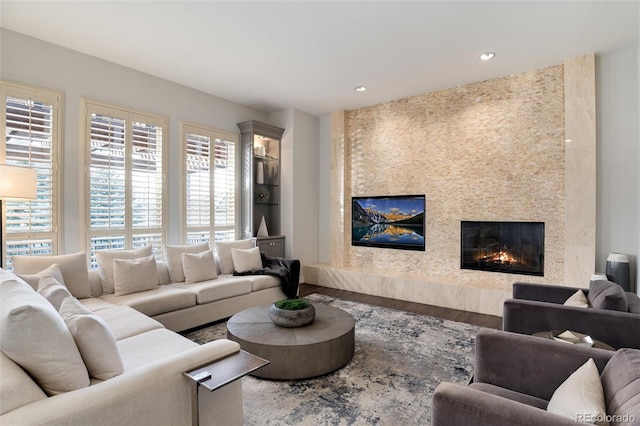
left=303, top=264, right=510, bottom=317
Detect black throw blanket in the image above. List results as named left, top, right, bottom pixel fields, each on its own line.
left=233, top=252, right=300, bottom=298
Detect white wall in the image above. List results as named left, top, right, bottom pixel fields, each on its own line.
left=1, top=29, right=269, bottom=252
left=596, top=47, right=640, bottom=292
left=271, top=109, right=320, bottom=270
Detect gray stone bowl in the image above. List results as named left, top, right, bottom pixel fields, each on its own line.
left=269, top=303, right=316, bottom=328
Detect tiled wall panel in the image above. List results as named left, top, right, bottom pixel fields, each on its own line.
left=343, top=65, right=565, bottom=291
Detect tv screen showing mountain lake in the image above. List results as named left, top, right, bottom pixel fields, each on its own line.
left=352, top=196, right=425, bottom=251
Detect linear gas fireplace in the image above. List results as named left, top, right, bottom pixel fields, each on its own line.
left=460, top=221, right=544, bottom=276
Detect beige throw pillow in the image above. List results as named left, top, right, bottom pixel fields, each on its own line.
left=163, top=242, right=210, bottom=283
left=37, top=274, right=72, bottom=311
left=547, top=358, right=608, bottom=425
left=215, top=239, right=254, bottom=274
left=182, top=250, right=218, bottom=284
left=113, top=254, right=159, bottom=296
left=12, top=252, right=91, bottom=299
left=0, top=278, right=89, bottom=395
left=95, top=246, right=153, bottom=294
left=231, top=247, right=263, bottom=273
left=59, top=297, right=124, bottom=380
left=564, top=289, right=589, bottom=308
left=17, top=263, right=65, bottom=291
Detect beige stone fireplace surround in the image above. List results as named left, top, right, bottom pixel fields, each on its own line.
left=304, top=55, right=596, bottom=317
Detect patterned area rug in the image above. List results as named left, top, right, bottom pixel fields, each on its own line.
left=182, top=294, right=479, bottom=425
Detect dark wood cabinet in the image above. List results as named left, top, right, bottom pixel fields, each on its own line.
left=257, top=236, right=285, bottom=258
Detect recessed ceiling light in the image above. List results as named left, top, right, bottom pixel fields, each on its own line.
left=480, top=52, right=495, bottom=61
left=354, top=86, right=367, bottom=92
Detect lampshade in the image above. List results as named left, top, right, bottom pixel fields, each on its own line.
left=0, top=164, right=37, bottom=200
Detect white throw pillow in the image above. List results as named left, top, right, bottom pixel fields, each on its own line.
left=0, top=278, right=90, bottom=395
left=547, top=358, right=608, bottom=425
left=564, top=289, right=589, bottom=308
left=12, top=252, right=91, bottom=299
left=231, top=247, right=263, bottom=273
left=59, top=297, right=124, bottom=380
left=37, top=274, right=72, bottom=311
left=182, top=250, right=218, bottom=284
left=17, top=263, right=65, bottom=291
left=95, top=246, right=153, bottom=294
left=215, top=239, right=254, bottom=274
left=163, top=242, right=210, bottom=283
left=113, top=254, right=159, bottom=296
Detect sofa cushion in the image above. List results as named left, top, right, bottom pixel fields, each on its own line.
left=95, top=245, right=153, bottom=294
left=170, top=276, right=252, bottom=304
left=37, top=274, right=72, bottom=310
left=563, top=289, right=589, bottom=308
left=100, top=285, right=196, bottom=317
left=182, top=249, right=218, bottom=284
left=0, top=352, right=47, bottom=415
left=113, top=254, right=159, bottom=296
left=469, top=382, right=548, bottom=410
left=16, top=263, right=65, bottom=291
left=231, top=247, right=262, bottom=273
left=588, top=280, right=628, bottom=312
left=59, top=297, right=124, bottom=380
left=12, top=251, right=91, bottom=299
left=244, top=274, right=280, bottom=292
left=162, top=242, right=210, bottom=283
left=79, top=297, right=118, bottom=312
left=627, top=293, right=640, bottom=314
left=92, top=305, right=165, bottom=341
left=0, top=277, right=90, bottom=395
left=600, top=348, right=640, bottom=422
left=215, top=239, right=254, bottom=274
left=116, top=328, right=198, bottom=372
left=547, top=358, right=607, bottom=425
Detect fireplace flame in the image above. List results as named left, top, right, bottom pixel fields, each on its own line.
left=479, top=245, right=521, bottom=266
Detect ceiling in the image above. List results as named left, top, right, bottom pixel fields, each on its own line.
left=1, top=1, right=638, bottom=117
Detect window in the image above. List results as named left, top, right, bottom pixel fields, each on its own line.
left=181, top=123, right=238, bottom=244
left=83, top=100, right=166, bottom=266
left=1, top=82, right=62, bottom=267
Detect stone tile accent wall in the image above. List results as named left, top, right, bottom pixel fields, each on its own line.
left=308, top=56, right=596, bottom=316
left=343, top=65, right=565, bottom=292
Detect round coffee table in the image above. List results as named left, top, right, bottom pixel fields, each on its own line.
left=226, top=303, right=355, bottom=380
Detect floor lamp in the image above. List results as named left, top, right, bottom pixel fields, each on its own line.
left=0, top=164, right=38, bottom=268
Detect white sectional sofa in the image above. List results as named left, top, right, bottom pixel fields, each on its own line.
left=0, top=241, right=290, bottom=425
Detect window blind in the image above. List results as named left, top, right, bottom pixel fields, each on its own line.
left=85, top=101, right=166, bottom=266
left=182, top=123, right=238, bottom=244
left=1, top=83, right=61, bottom=267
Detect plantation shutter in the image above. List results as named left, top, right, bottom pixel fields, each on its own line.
left=212, top=136, right=237, bottom=240
left=185, top=132, right=212, bottom=243
left=85, top=101, right=166, bottom=266
left=1, top=83, right=61, bottom=267
left=182, top=123, right=238, bottom=244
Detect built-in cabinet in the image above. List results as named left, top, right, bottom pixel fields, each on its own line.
left=238, top=120, right=285, bottom=257
left=256, top=235, right=285, bottom=258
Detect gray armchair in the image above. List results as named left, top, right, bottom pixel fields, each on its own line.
left=432, top=328, right=640, bottom=426
left=502, top=281, right=640, bottom=349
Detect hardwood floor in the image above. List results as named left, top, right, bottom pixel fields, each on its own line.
left=299, top=283, right=502, bottom=329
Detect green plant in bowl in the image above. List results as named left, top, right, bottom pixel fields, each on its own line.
left=270, top=298, right=315, bottom=327
left=274, top=298, right=310, bottom=310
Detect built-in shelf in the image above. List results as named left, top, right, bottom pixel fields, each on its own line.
left=238, top=120, right=285, bottom=242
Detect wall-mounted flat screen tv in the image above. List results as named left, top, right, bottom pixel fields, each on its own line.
left=352, top=195, right=425, bottom=251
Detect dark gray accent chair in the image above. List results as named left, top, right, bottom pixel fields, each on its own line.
left=502, top=280, right=640, bottom=349
left=432, top=328, right=640, bottom=426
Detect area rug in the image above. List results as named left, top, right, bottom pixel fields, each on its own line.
left=182, top=294, right=479, bottom=425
